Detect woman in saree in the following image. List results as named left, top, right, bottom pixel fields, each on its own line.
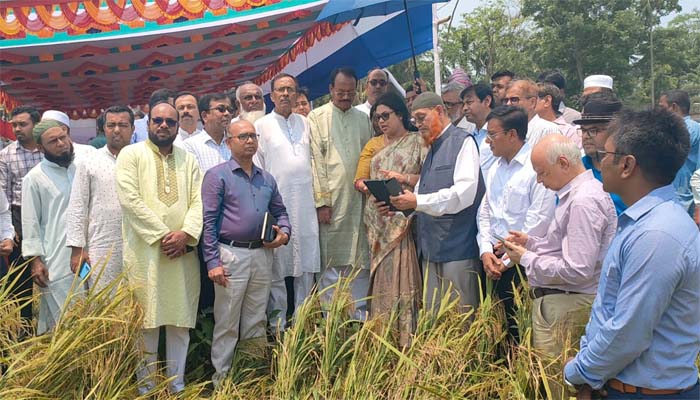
left=363, top=92, right=425, bottom=347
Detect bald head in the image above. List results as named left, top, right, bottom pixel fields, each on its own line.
left=227, top=119, right=258, bottom=162
left=531, top=134, right=585, bottom=191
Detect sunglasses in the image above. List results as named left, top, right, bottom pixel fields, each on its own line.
left=374, top=111, right=395, bottom=122
left=369, top=79, right=387, bottom=87
left=503, top=96, right=534, bottom=105
left=151, top=117, right=178, bottom=128
left=209, top=105, right=235, bottom=114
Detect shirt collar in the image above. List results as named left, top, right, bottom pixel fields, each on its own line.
left=145, top=138, right=174, bottom=157
left=621, top=185, right=675, bottom=222
left=101, top=145, right=118, bottom=160
left=557, top=169, right=594, bottom=199
left=273, top=109, right=294, bottom=121
left=16, top=141, right=41, bottom=153
left=200, top=129, right=226, bottom=146
left=228, top=157, right=261, bottom=177
left=511, top=142, right=531, bottom=165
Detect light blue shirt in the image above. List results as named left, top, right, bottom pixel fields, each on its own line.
left=130, top=116, right=149, bottom=144
left=672, top=115, right=700, bottom=213
left=565, top=185, right=700, bottom=390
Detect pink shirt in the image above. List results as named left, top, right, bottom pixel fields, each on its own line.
left=554, top=115, right=581, bottom=149
left=520, top=170, right=617, bottom=294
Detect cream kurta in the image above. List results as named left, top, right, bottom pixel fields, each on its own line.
left=66, top=146, right=123, bottom=291
left=308, top=102, right=372, bottom=269
left=115, top=140, right=203, bottom=329
left=254, top=111, right=320, bottom=277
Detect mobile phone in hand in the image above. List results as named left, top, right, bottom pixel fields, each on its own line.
left=491, top=233, right=506, bottom=243
left=78, top=261, right=91, bottom=280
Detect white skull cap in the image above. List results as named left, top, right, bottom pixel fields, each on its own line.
left=583, top=75, right=613, bottom=90
left=41, top=110, right=70, bottom=127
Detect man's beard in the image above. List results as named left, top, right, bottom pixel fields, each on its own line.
left=421, top=110, right=444, bottom=146
left=148, top=131, right=176, bottom=147
left=240, top=110, right=266, bottom=124
left=44, top=144, right=74, bottom=166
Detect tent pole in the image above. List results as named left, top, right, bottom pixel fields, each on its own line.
left=433, top=4, right=441, bottom=95
left=402, top=0, right=419, bottom=79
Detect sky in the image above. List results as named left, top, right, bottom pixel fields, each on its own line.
left=436, top=0, right=698, bottom=26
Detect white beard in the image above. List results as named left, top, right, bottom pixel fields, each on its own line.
left=240, top=109, right=266, bottom=124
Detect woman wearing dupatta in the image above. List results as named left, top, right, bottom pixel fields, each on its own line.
left=362, top=93, right=425, bottom=346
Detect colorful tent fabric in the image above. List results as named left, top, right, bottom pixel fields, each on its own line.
left=0, top=0, right=342, bottom=115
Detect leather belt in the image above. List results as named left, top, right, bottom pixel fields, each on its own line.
left=529, top=287, right=583, bottom=299
left=608, top=378, right=694, bottom=396
left=218, top=238, right=263, bottom=249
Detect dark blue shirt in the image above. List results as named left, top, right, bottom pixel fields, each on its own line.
left=582, top=155, right=627, bottom=215
left=201, top=158, right=290, bottom=270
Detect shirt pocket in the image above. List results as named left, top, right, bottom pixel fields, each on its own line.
left=505, top=185, right=530, bottom=214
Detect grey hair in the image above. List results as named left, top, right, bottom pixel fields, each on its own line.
left=544, top=139, right=583, bottom=167
left=235, top=81, right=262, bottom=102
left=441, top=81, right=465, bottom=94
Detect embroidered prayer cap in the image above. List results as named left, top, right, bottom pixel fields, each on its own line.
left=411, top=92, right=444, bottom=112
left=33, top=119, right=66, bottom=143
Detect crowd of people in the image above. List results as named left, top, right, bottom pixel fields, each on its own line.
left=0, top=65, right=699, bottom=398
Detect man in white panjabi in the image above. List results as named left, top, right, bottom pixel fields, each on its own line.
left=22, top=111, right=95, bottom=334
left=66, top=105, right=135, bottom=291
left=116, top=102, right=203, bottom=394
left=254, top=73, right=320, bottom=331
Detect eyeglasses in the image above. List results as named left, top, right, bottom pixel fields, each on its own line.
left=410, top=109, right=434, bottom=126
left=274, top=86, right=297, bottom=94
left=443, top=100, right=461, bottom=109
left=596, top=150, right=626, bottom=159
left=369, top=79, right=387, bottom=87
left=233, top=133, right=259, bottom=141
left=242, top=94, right=263, bottom=101
left=486, top=130, right=507, bottom=140
left=105, top=122, right=132, bottom=130
left=151, top=117, right=178, bottom=128
left=581, top=126, right=605, bottom=138
left=209, top=105, right=235, bottom=114
left=374, top=111, right=395, bottom=122
left=503, top=96, right=534, bottom=105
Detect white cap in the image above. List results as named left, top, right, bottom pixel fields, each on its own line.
left=583, top=75, right=613, bottom=90
left=41, top=110, right=70, bottom=128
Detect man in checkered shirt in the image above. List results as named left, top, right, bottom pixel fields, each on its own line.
left=0, top=105, right=43, bottom=326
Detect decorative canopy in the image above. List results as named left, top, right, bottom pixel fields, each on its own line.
left=0, top=0, right=340, bottom=117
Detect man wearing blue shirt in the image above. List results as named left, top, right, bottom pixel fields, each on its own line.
left=564, top=108, right=700, bottom=399
left=659, top=89, right=700, bottom=217
left=573, top=94, right=627, bottom=215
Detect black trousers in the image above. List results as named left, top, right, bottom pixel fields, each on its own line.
left=492, top=264, right=525, bottom=344
left=0, top=206, right=33, bottom=321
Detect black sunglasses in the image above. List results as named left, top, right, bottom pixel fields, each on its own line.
left=209, top=105, right=235, bottom=114
left=151, top=117, right=178, bottom=128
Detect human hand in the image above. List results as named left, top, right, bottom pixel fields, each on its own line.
left=506, top=230, right=528, bottom=246
left=31, top=257, right=49, bottom=287
left=208, top=265, right=230, bottom=287
left=0, top=238, right=13, bottom=257
left=481, top=252, right=504, bottom=280
left=317, top=206, right=332, bottom=224
left=354, top=179, right=369, bottom=194
left=69, top=247, right=90, bottom=274
left=372, top=197, right=395, bottom=217
left=390, top=191, right=417, bottom=211
left=263, top=226, right=289, bottom=249
left=162, top=231, right=189, bottom=259
left=379, top=169, right=407, bottom=185
left=502, top=240, right=526, bottom=265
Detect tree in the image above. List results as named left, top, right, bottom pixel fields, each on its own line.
left=439, top=0, right=538, bottom=83
left=521, top=0, right=680, bottom=100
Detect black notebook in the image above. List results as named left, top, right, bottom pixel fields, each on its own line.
left=261, top=212, right=277, bottom=242
left=364, top=178, right=413, bottom=216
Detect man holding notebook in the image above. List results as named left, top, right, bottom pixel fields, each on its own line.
left=201, top=119, right=290, bottom=387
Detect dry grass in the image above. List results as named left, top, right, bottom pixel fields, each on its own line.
left=0, top=266, right=574, bottom=399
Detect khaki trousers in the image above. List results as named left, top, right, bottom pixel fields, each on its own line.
left=424, top=258, right=482, bottom=313
left=532, top=292, right=594, bottom=399
left=211, top=244, right=272, bottom=385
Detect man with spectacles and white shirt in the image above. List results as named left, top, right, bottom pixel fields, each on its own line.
left=503, top=79, right=559, bottom=146
left=234, top=82, right=266, bottom=124
left=253, top=73, right=320, bottom=332
left=477, top=105, right=556, bottom=344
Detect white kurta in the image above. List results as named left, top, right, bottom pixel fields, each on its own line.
left=254, top=111, right=320, bottom=277
left=65, top=146, right=123, bottom=291
left=21, top=147, right=92, bottom=334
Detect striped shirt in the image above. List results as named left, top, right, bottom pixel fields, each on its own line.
left=181, top=129, right=231, bottom=173
left=0, top=141, right=43, bottom=206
